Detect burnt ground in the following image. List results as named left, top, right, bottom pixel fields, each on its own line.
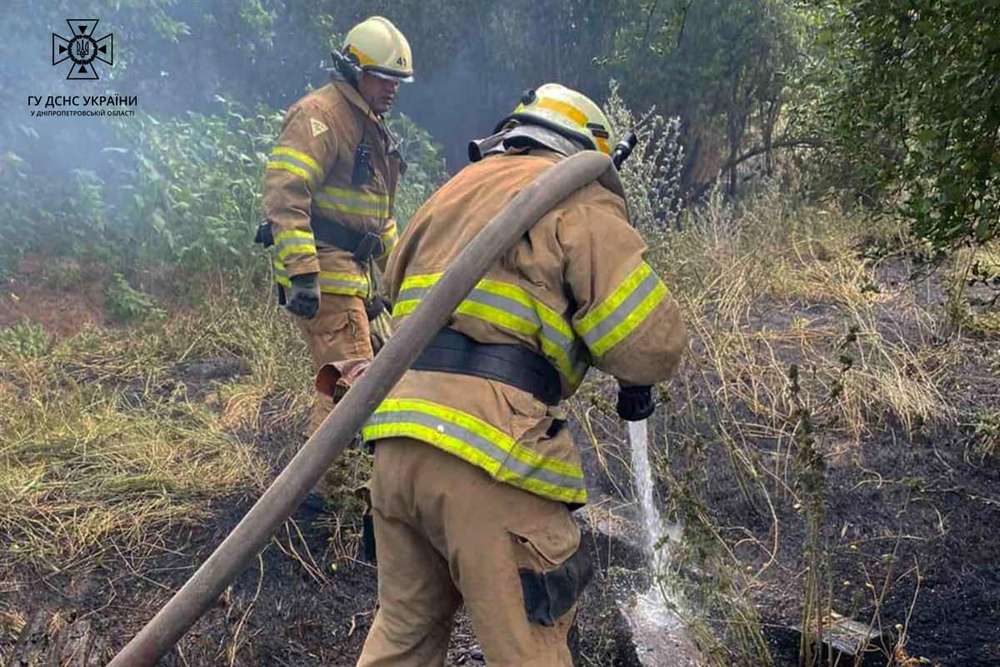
left=2, top=477, right=648, bottom=666
left=2, top=255, right=999, bottom=666
left=1, top=349, right=649, bottom=666
left=647, top=256, right=997, bottom=666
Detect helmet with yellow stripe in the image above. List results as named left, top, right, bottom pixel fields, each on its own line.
left=342, top=16, right=414, bottom=82
left=495, top=83, right=611, bottom=155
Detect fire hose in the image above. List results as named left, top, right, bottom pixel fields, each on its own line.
left=108, top=148, right=621, bottom=666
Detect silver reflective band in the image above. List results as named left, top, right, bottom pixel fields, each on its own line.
left=579, top=271, right=663, bottom=349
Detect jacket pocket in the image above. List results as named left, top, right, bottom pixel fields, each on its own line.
left=500, top=382, right=549, bottom=445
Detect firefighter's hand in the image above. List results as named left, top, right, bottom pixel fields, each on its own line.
left=364, top=295, right=390, bottom=321
left=287, top=273, right=320, bottom=319
left=616, top=384, right=654, bottom=421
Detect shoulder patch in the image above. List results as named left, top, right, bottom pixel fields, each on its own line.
left=310, top=118, right=329, bottom=138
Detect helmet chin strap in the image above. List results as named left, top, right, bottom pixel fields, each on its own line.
left=329, top=50, right=362, bottom=86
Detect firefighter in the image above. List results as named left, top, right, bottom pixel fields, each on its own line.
left=356, top=84, right=688, bottom=666
left=259, top=17, right=411, bottom=499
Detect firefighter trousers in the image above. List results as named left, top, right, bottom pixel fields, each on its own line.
left=293, top=293, right=374, bottom=434
left=292, top=293, right=373, bottom=499
left=357, top=438, right=590, bottom=667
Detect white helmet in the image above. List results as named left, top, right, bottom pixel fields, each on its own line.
left=342, top=16, right=413, bottom=82
left=494, top=83, right=612, bottom=154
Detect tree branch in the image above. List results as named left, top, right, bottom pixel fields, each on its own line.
left=690, top=137, right=826, bottom=201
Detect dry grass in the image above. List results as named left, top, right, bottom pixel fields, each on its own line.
left=618, top=185, right=972, bottom=666
left=0, top=287, right=310, bottom=572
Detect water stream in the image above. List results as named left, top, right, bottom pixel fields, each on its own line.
left=628, top=419, right=682, bottom=566
left=623, top=418, right=696, bottom=665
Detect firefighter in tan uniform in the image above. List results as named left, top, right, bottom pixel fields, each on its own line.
left=355, top=84, right=688, bottom=666
left=259, top=17, right=411, bottom=496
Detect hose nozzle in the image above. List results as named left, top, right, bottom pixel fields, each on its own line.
left=611, top=131, right=638, bottom=170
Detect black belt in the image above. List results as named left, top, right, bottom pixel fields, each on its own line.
left=412, top=328, right=561, bottom=406
left=254, top=218, right=383, bottom=263
left=312, top=218, right=385, bottom=262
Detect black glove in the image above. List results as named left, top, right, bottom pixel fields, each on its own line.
left=616, top=384, right=654, bottom=421
left=286, top=273, right=320, bottom=319
left=364, top=294, right=390, bottom=321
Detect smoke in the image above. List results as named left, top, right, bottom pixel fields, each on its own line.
left=2, top=1, right=623, bottom=189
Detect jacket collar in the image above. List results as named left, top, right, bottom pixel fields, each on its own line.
left=332, top=78, right=377, bottom=120
left=330, top=77, right=399, bottom=150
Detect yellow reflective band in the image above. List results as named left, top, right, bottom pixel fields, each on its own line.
left=318, top=271, right=367, bottom=286
left=394, top=297, right=538, bottom=335
left=273, top=259, right=292, bottom=287
left=271, top=147, right=321, bottom=177
left=376, top=399, right=584, bottom=478
left=266, top=160, right=314, bottom=185
left=273, top=229, right=317, bottom=261
left=318, top=270, right=369, bottom=296
left=397, top=273, right=438, bottom=289
left=456, top=301, right=537, bottom=336
left=394, top=273, right=584, bottom=385
left=322, top=185, right=388, bottom=201
left=274, top=229, right=314, bottom=244
left=576, top=262, right=668, bottom=357
left=536, top=98, right=588, bottom=127
left=595, top=137, right=610, bottom=155
left=362, top=398, right=587, bottom=504
left=315, top=186, right=391, bottom=218
left=379, top=222, right=398, bottom=258
left=588, top=281, right=666, bottom=356
left=577, top=263, right=653, bottom=336
left=392, top=299, right=419, bottom=317
left=277, top=243, right=317, bottom=261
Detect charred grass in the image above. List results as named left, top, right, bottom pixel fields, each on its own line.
left=1, top=193, right=998, bottom=665
left=582, top=187, right=1000, bottom=666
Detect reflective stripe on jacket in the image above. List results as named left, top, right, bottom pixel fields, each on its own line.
left=262, top=79, right=402, bottom=296
left=364, top=150, right=688, bottom=505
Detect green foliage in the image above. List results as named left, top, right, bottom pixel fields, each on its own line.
left=0, top=152, right=31, bottom=278
left=805, top=0, right=1000, bottom=249
left=387, top=113, right=447, bottom=226
left=0, top=321, right=51, bottom=358
left=118, top=98, right=282, bottom=275
left=104, top=273, right=165, bottom=324
left=0, top=91, right=443, bottom=295
left=604, top=0, right=807, bottom=194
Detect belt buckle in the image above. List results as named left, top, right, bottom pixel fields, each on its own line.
left=353, top=231, right=383, bottom=262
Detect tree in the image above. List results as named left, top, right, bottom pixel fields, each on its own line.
left=807, top=0, right=1000, bottom=248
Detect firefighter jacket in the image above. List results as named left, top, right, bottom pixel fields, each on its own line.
left=361, top=150, right=688, bottom=506
left=262, top=78, right=402, bottom=299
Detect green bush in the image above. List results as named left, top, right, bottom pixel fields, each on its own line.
left=105, top=272, right=165, bottom=324
left=118, top=97, right=282, bottom=276
left=386, top=113, right=447, bottom=227
left=0, top=98, right=444, bottom=294
left=0, top=321, right=51, bottom=358
left=806, top=0, right=1000, bottom=249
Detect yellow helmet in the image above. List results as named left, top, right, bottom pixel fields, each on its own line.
left=495, top=83, right=611, bottom=155
left=342, top=16, right=414, bottom=82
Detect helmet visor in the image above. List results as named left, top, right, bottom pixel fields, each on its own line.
left=365, top=67, right=414, bottom=83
